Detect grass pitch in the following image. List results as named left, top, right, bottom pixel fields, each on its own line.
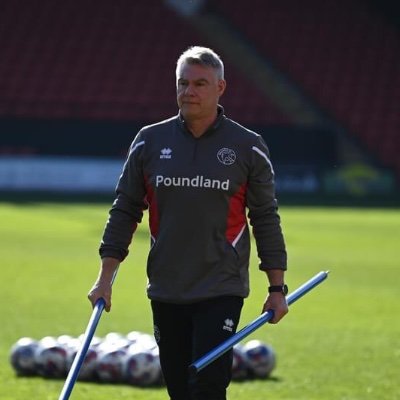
left=0, top=202, right=399, bottom=400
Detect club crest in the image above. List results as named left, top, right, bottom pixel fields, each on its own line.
left=217, top=148, right=236, bottom=165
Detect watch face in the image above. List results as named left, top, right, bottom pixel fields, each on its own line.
left=283, top=284, right=288, bottom=295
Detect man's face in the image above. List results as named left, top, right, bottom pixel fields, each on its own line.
left=176, top=62, right=226, bottom=121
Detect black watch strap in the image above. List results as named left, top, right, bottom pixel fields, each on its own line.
left=268, top=284, right=288, bottom=295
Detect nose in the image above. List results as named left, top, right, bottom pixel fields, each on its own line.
left=184, top=83, right=195, bottom=96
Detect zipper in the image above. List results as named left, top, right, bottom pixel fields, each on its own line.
left=192, top=139, right=198, bottom=162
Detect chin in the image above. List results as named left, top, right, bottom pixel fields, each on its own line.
left=180, top=106, right=199, bottom=118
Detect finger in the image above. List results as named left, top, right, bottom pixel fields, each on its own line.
left=87, top=292, right=106, bottom=310
left=87, top=292, right=97, bottom=308
left=104, top=299, right=111, bottom=312
left=94, top=295, right=111, bottom=312
left=270, top=312, right=281, bottom=324
left=272, top=306, right=289, bottom=324
left=262, top=304, right=287, bottom=324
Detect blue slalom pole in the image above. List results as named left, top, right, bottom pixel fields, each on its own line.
left=189, top=270, right=329, bottom=375
left=58, top=267, right=119, bottom=400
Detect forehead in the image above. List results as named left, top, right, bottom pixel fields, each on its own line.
left=177, top=62, right=218, bottom=81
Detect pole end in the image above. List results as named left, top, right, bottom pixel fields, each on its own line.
left=188, top=364, right=198, bottom=380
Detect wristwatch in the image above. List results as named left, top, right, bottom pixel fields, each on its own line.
left=268, top=284, right=288, bottom=295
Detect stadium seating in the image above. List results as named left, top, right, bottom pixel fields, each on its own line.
left=0, top=0, right=286, bottom=125
left=0, top=0, right=399, bottom=178
left=215, top=0, right=400, bottom=175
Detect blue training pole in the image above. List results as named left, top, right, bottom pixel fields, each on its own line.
left=189, top=270, right=329, bottom=375
left=58, top=267, right=119, bottom=400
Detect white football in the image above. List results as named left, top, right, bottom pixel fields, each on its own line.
left=66, top=344, right=99, bottom=381
left=124, top=347, right=162, bottom=386
left=126, top=331, right=143, bottom=344
left=96, top=347, right=127, bottom=383
left=35, top=337, right=68, bottom=378
left=241, top=340, right=276, bottom=378
left=231, top=344, right=249, bottom=381
left=9, top=337, right=39, bottom=376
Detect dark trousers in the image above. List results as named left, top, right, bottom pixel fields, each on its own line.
left=151, top=296, right=244, bottom=400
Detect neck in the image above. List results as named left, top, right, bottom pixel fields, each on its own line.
left=184, top=112, right=218, bottom=138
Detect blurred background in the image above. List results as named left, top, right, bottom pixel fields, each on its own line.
left=1, top=0, right=399, bottom=205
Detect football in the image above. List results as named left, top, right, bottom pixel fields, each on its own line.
left=96, top=347, right=127, bottom=383
left=9, top=337, right=39, bottom=376
left=241, top=340, right=276, bottom=378
left=124, top=346, right=162, bottom=386
left=35, top=337, right=69, bottom=378
left=231, top=344, right=249, bottom=381
left=66, top=344, right=99, bottom=381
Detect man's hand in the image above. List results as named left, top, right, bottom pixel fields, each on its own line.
left=88, top=280, right=113, bottom=312
left=262, top=292, right=288, bottom=324
left=262, top=269, right=288, bottom=323
left=87, top=257, right=119, bottom=312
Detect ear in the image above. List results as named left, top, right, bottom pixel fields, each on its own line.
left=218, top=79, right=226, bottom=97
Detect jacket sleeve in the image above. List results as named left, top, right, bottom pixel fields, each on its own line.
left=246, top=134, right=287, bottom=271
left=99, top=131, right=147, bottom=261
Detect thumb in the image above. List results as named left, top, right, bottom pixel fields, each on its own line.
left=88, top=285, right=112, bottom=312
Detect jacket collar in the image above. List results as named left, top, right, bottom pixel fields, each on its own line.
left=177, top=105, right=225, bottom=136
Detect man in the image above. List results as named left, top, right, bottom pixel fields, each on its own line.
left=88, top=46, right=288, bottom=400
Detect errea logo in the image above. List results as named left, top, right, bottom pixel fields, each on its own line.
left=160, top=148, right=172, bottom=159
left=223, top=318, right=235, bottom=332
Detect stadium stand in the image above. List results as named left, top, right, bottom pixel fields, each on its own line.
left=0, top=0, right=399, bottom=186
left=0, top=0, right=287, bottom=125
left=214, top=0, right=400, bottom=177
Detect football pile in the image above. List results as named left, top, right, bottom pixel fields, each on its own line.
left=10, top=332, right=276, bottom=386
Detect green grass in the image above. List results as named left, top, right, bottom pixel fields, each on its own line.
left=0, top=202, right=399, bottom=400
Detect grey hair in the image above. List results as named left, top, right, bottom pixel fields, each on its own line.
left=176, top=46, right=224, bottom=80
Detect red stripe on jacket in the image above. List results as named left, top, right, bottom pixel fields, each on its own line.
left=144, top=176, right=159, bottom=239
left=225, top=183, right=247, bottom=244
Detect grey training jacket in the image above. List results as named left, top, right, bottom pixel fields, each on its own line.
left=100, top=106, right=287, bottom=303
